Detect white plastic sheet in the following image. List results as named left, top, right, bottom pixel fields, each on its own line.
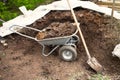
left=0, top=0, right=120, bottom=37
left=112, top=44, right=120, bottom=59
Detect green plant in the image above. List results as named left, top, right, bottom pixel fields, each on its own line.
left=0, top=22, right=2, bottom=26
left=0, top=1, right=18, bottom=22
left=0, top=2, right=8, bottom=11
left=0, top=11, right=18, bottom=21
left=7, top=0, right=45, bottom=10
left=90, top=74, right=110, bottom=80
left=0, top=0, right=53, bottom=23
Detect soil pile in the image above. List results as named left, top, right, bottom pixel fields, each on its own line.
left=36, top=22, right=76, bottom=40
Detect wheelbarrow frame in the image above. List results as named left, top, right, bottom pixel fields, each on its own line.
left=9, top=25, right=79, bottom=57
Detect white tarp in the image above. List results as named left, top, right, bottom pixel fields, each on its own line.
left=112, top=44, right=120, bottom=59
left=0, top=0, right=120, bottom=37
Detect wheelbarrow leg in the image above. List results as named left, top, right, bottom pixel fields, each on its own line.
left=41, top=44, right=59, bottom=56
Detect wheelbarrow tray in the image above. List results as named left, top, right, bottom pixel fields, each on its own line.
left=37, top=34, right=78, bottom=45
left=10, top=25, right=78, bottom=45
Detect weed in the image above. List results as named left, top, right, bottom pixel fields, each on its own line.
left=69, top=72, right=90, bottom=80
left=90, top=74, right=110, bottom=80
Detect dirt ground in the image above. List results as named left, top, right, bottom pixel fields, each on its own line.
left=0, top=7, right=120, bottom=80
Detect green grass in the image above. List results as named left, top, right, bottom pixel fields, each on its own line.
left=90, top=74, right=110, bottom=80
left=0, top=0, right=54, bottom=26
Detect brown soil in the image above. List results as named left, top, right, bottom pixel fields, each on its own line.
left=36, top=22, right=76, bottom=40
left=0, top=7, right=120, bottom=80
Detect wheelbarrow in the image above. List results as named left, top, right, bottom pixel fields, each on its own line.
left=9, top=25, right=79, bottom=61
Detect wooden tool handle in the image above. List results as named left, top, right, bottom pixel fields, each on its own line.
left=66, top=0, right=91, bottom=59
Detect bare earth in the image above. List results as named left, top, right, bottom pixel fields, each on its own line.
left=0, top=8, right=120, bottom=80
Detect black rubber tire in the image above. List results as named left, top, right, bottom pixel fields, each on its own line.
left=59, top=46, right=77, bottom=61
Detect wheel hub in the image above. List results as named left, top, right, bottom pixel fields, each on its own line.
left=62, top=51, right=73, bottom=60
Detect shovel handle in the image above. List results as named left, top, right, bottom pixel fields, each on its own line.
left=66, top=0, right=91, bottom=59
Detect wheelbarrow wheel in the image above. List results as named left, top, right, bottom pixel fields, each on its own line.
left=59, top=46, right=77, bottom=61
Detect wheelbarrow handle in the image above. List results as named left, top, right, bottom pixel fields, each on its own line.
left=9, top=25, right=44, bottom=41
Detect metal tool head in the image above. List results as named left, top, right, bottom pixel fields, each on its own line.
left=87, top=57, right=104, bottom=73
